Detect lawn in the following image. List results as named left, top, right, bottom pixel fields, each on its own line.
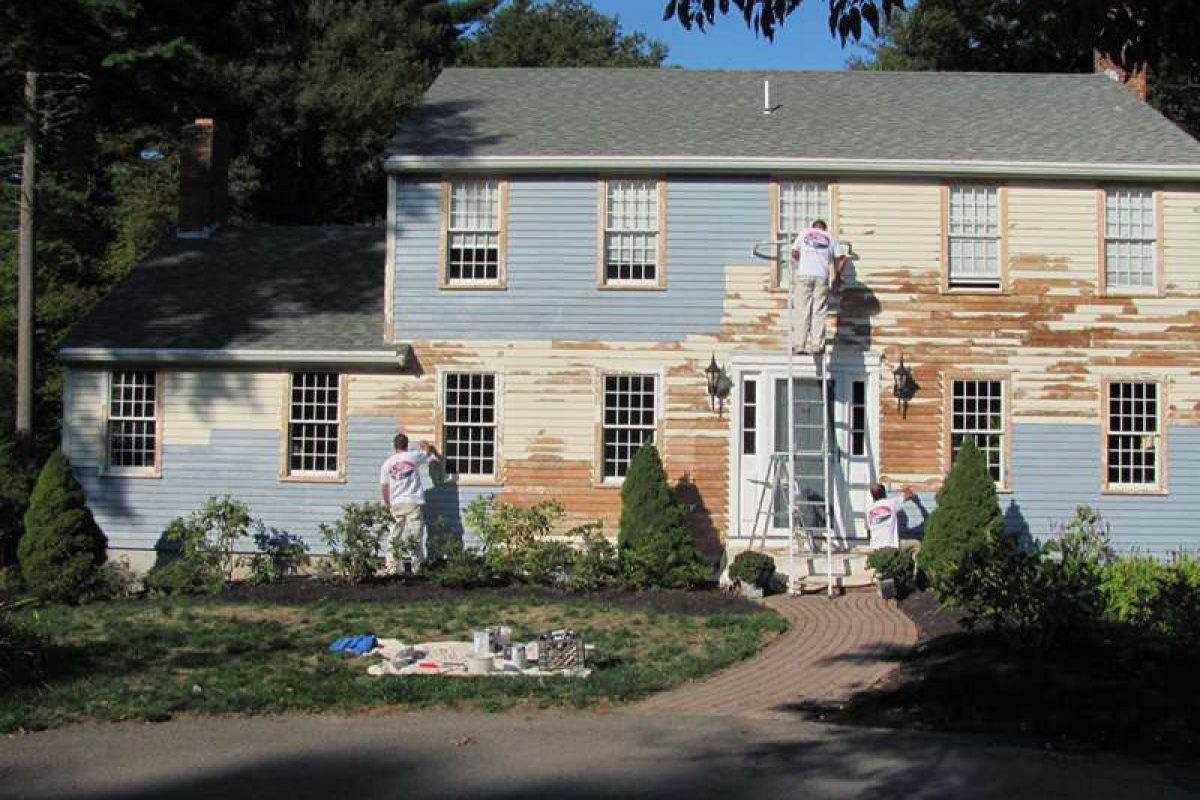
left=0, top=588, right=786, bottom=732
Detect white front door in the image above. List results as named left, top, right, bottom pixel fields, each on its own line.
left=734, top=361, right=877, bottom=544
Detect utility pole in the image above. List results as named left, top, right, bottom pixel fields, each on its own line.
left=16, top=70, right=37, bottom=461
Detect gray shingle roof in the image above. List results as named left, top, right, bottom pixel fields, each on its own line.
left=63, top=226, right=387, bottom=352
left=387, top=68, right=1200, bottom=166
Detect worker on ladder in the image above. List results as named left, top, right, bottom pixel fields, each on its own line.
left=789, top=220, right=848, bottom=355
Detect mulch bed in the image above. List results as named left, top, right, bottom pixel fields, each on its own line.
left=218, top=577, right=763, bottom=616
left=805, top=589, right=1200, bottom=763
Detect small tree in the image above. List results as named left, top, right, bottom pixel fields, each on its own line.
left=919, top=438, right=1003, bottom=592
left=17, top=452, right=107, bottom=602
left=0, top=441, right=32, bottom=568
left=618, top=445, right=709, bottom=588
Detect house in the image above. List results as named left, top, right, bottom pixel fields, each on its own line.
left=60, top=69, right=1200, bottom=577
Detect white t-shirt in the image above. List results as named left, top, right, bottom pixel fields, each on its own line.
left=866, top=496, right=904, bottom=549
left=791, top=228, right=841, bottom=279
left=380, top=450, right=432, bottom=505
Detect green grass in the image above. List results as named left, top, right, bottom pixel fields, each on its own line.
left=0, top=595, right=786, bottom=731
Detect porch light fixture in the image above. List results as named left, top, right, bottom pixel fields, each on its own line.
left=705, top=354, right=733, bottom=415
left=892, top=355, right=917, bottom=418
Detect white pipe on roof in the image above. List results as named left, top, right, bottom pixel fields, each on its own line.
left=58, top=347, right=409, bottom=366
left=383, top=154, right=1200, bottom=181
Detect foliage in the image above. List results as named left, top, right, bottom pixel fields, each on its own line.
left=82, top=558, right=141, bottom=602
left=244, top=525, right=310, bottom=585
left=522, top=540, right=577, bottom=586
left=465, top=496, right=568, bottom=582
left=867, top=546, right=914, bottom=590
left=564, top=524, right=621, bottom=593
left=0, top=441, right=32, bottom=568
left=919, top=438, right=1002, bottom=593
left=463, top=0, right=667, bottom=68
left=618, top=445, right=710, bottom=589
left=318, top=502, right=392, bottom=583
left=17, top=452, right=106, bottom=603
left=662, top=0, right=905, bottom=42
left=1100, top=554, right=1200, bottom=643
left=145, top=495, right=253, bottom=595
left=428, top=541, right=503, bottom=589
left=0, top=598, right=43, bottom=690
left=728, top=551, right=776, bottom=589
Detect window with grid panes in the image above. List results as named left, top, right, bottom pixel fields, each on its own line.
left=850, top=380, right=867, bottom=456
left=1104, top=189, right=1157, bottom=291
left=443, top=372, right=497, bottom=478
left=950, top=379, right=1006, bottom=484
left=1106, top=382, right=1161, bottom=489
left=447, top=180, right=501, bottom=283
left=107, top=370, right=158, bottom=469
left=604, top=179, right=658, bottom=284
left=742, top=378, right=757, bottom=455
left=948, top=186, right=1001, bottom=288
left=287, top=372, right=340, bottom=475
left=602, top=374, right=657, bottom=479
left=777, top=181, right=830, bottom=287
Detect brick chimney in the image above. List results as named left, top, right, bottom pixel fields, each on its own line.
left=177, top=118, right=229, bottom=238
left=1094, top=52, right=1148, bottom=102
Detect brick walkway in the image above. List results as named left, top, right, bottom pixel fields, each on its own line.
left=632, top=592, right=917, bottom=720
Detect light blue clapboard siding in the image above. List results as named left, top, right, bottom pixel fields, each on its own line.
left=392, top=176, right=768, bottom=340
left=905, top=424, right=1200, bottom=555
left=77, top=417, right=492, bottom=553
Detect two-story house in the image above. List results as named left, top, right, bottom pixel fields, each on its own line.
left=60, top=68, right=1200, bottom=575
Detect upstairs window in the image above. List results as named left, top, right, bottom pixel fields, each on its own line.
left=443, top=372, right=498, bottom=479
left=947, top=185, right=1001, bottom=289
left=1105, top=381, right=1162, bottom=491
left=602, top=179, right=663, bottom=286
left=602, top=374, right=657, bottom=479
left=287, top=372, right=341, bottom=477
left=444, top=179, right=505, bottom=287
left=1104, top=188, right=1157, bottom=292
left=775, top=180, right=830, bottom=288
left=107, top=370, right=158, bottom=471
left=950, top=378, right=1006, bottom=485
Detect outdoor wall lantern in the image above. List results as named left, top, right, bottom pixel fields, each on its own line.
left=892, top=355, right=918, bottom=418
left=705, top=354, right=734, bottom=415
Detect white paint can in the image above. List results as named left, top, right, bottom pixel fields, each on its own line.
left=510, top=644, right=527, bottom=669
left=472, top=629, right=493, bottom=656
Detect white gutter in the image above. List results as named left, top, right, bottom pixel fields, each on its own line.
left=384, top=154, right=1200, bottom=181
left=58, top=347, right=410, bottom=367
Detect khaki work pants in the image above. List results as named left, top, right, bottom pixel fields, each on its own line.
left=792, top=275, right=830, bottom=353
left=386, top=502, right=427, bottom=575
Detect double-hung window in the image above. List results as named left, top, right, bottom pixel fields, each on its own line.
left=443, top=372, right=498, bottom=480
left=602, top=374, right=657, bottom=480
left=1105, top=381, right=1162, bottom=491
left=601, top=179, right=663, bottom=286
left=287, top=372, right=342, bottom=477
left=444, top=179, right=505, bottom=286
left=107, top=370, right=159, bottom=472
left=1103, top=188, right=1157, bottom=293
left=947, top=185, right=1002, bottom=289
left=949, top=378, right=1006, bottom=485
left=775, top=180, right=831, bottom=288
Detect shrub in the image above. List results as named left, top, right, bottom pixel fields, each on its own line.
left=729, top=551, right=776, bottom=589
left=145, top=495, right=253, bottom=594
left=523, top=540, right=577, bottom=586
left=83, top=558, right=141, bottom=601
left=1100, top=555, right=1166, bottom=629
left=618, top=445, right=710, bottom=589
left=428, top=541, right=502, bottom=589
left=867, top=546, right=915, bottom=591
left=919, top=438, right=1003, bottom=593
left=465, top=496, right=565, bottom=581
left=0, top=598, right=43, bottom=689
left=565, top=523, right=621, bottom=593
left=318, top=503, right=391, bottom=583
left=0, top=441, right=32, bottom=568
left=17, top=452, right=107, bottom=603
left=245, top=525, right=310, bottom=584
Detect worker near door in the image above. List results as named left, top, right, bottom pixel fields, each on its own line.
left=790, top=219, right=849, bottom=354
left=866, top=482, right=915, bottom=549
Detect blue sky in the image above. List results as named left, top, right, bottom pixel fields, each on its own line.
left=589, top=1, right=878, bottom=70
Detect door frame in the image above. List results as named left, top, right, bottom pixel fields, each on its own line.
left=726, top=351, right=882, bottom=542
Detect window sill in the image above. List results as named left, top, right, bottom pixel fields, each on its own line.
left=280, top=474, right=347, bottom=485
left=593, top=478, right=625, bottom=489
left=100, top=468, right=162, bottom=480
left=1101, top=289, right=1161, bottom=299
left=942, top=285, right=1005, bottom=295
left=1101, top=487, right=1168, bottom=497
left=439, top=282, right=507, bottom=291
left=449, top=476, right=503, bottom=488
left=597, top=282, right=666, bottom=292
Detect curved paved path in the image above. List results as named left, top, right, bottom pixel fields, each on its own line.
left=634, top=592, right=917, bottom=720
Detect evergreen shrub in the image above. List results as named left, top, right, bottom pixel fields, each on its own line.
left=919, top=438, right=1003, bottom=592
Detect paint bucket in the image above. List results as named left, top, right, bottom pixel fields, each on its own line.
left=510, top=644, right=528, bottom=670
left=472, top=630, right=493, bottom=656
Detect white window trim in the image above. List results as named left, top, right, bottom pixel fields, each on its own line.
left=946, top=375, right=1010, bottom=490
left=438, top=177, right=509, bottom=290
left=100, top=369, right=163, bottom=478
left=281, top=371, right=347, bottom=483
left=596, top=369, right=664, bottom=485
left=944, top=184, right=1007, bottom=292
left=1100, top=187, right=1160, bottom=296
left=1102, top=378, right=1167, bottom=495
left=438, top=368, right=503, bottom=485
left=597, top=177, right=667, bottom=289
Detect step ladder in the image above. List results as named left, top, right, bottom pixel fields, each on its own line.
left=752, top=237, right=838, bottom=597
